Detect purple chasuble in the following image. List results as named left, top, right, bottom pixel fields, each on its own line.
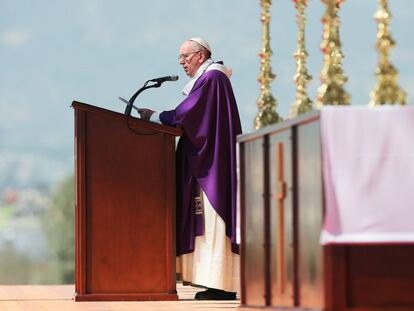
left=159, top=69, right=242, bottom=256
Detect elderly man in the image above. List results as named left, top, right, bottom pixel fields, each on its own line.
left=139, top=38, right=241, bottom=300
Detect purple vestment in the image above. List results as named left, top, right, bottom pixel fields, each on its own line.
left=159, top=70, right=242, bottom=256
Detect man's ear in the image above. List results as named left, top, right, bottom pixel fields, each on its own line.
left=198, top=54, right=206, bottom=64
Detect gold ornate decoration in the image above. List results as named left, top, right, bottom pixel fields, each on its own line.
left=289, top=0, right=313, bottom=118
left=254, top=0, right=282, bottom=130
left=369, top=0, right=406, bottom=106
left=316, top=0, right=350, bottom=107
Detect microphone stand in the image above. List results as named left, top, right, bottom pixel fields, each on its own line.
left=124, top=80, right=161, bottom=116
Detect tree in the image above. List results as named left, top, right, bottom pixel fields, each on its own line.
left=43, top=174, right=75, bottom=283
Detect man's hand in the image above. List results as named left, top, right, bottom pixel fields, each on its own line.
left=138, top=108, right=155, bottom=121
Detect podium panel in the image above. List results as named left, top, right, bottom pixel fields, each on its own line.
left=73, top=102, right=182, bottom=301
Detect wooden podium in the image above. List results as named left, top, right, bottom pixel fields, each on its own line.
left=72, top=101, right=182, bottom=301
left=237, top=111, right=414, bottom=311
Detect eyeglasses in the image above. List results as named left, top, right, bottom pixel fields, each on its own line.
left=178, top=51, right=200, bottom=61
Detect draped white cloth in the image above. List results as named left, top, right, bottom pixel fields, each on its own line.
left=320, top=106, right=414, bottom=244
left=182, top=58, right=232, bottom=96
left=176, top=191, right=240, bottom=293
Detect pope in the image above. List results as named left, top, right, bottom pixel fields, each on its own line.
left=139, top=38, right=242, bottom=300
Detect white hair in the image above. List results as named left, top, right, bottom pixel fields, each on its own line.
left=187, top=40, right=211, bottom=59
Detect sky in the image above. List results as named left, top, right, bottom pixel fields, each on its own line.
left=1, top=0, right=413, bottom=188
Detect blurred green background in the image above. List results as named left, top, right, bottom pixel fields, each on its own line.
left=0, top=175, right=74, bottom=284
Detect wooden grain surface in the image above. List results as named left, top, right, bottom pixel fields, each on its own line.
left=74, top=102, right=178, bottom=299
left=0, top=283, right=239, bottom=310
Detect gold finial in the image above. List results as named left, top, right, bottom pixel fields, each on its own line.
left=289, top=0, right=313, bottom=118
left=369, top=0, right=407, bottom=106
left=254, top=0, right=282, bottom=130
left=316, top=0, right=350, bottom=107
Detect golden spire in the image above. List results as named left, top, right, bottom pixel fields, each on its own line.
left=369, top=0, right=406, bottom=106
left=254, top=0, right=282, bottom=130
left=316, top=0, right=350, bottom=107
left=289, top=0, right=313, bottom=118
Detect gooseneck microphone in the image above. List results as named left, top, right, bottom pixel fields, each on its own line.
left=149, top=75, right=179, bottom=83
left=124, top=75, right=179, bottom=116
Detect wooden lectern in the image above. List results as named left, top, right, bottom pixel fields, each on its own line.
left=72, top=101, right=182, bottom=301
left=237, top=111, right=414, bottom=311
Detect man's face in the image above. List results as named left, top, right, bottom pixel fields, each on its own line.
left=179, top=41, right=204, bottom=78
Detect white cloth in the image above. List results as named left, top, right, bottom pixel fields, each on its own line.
left=177, top=191, right=240, bottom=292
left=182, top=59, right=232, bottom=96
left=320, top=106, right=414, bottom=244
left=149, top=111, right=161, bottom=124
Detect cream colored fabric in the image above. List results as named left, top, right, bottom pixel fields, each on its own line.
left=188, top=37, right=212, bottom=53
left=182, top=59, right=233, bottom=96
left=176, top=191, right=240, bottom=293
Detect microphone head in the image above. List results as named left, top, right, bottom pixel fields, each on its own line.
left=148, top=75, right=179, bottom=83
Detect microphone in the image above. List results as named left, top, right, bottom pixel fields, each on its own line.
left=124, top=75, right=179, bottom=116
left=149, top=75, right=179, bottom=83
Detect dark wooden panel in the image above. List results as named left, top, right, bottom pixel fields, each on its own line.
left=347, top=245, right=414, bottom=308
left=74, top=102, right=178, bottom=300
left=297, top=122, right=324, bottom=308
left=269, top=130, right=295, bottom=307
left=75, top=292, right=178, bottom=301
left=324, top=245, right=348, bottom=310
left=242, top=137, right=266, bottom=307
left=75, top=109, right=87, bottom=294
left=85, top=111, right=170, bottom=293
left=72, top=101, right=183, bottom=137
left=164, top=131, right=177, bottom=294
